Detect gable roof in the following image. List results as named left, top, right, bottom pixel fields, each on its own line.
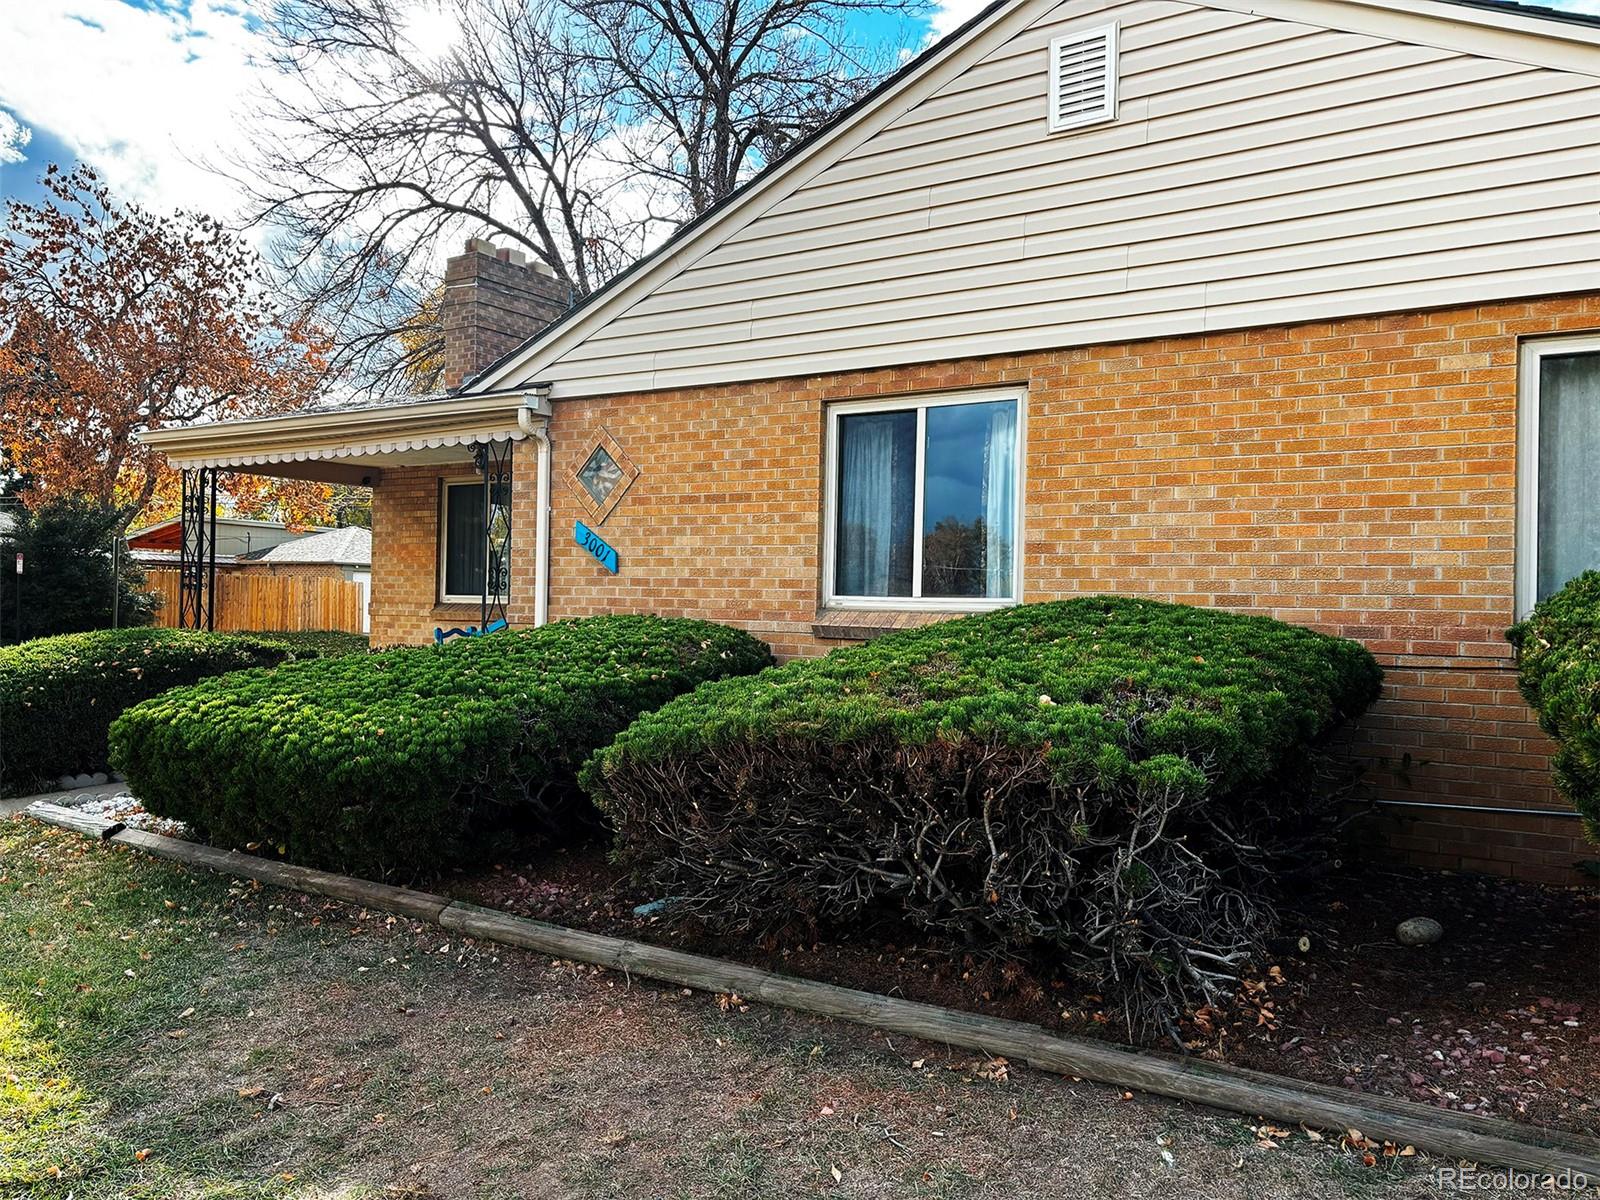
left=241, top=526, right=371, bottom=566
left=466, top=0, right=1600, bottom=398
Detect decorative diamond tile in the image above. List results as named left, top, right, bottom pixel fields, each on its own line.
left=577, top=444, right=624, bottom=506
left=563, top=428, right=638, bottom=524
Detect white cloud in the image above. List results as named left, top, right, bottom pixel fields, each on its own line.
left=0, top=109, right=31, bottom=164
left=398, top=0, right=463, bottom=60
left=926, top=0, right=990, bottom=40
left=0, top=1, right=269, bottom=217
left=1546, top=0, right=1600, bottom=14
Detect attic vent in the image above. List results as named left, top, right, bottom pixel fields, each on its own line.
left=1048, top=23, right=1118, bottom=134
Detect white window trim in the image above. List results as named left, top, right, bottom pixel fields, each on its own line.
left=437, top=475, right=508, bottom=606
left=1516, top=333, right=1600, bottom=618
left=1047, top=22, right=1118, bottom=135
left=822, top=388, right=1026, bottom=613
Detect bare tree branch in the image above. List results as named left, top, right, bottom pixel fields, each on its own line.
left=238, top=0, right=923, bottom=395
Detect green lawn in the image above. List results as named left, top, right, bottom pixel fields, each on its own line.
left=0, top=818, right=1514, bottom=1199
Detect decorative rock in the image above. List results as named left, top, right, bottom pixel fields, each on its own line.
left=1396, top=917, right=1444, bottom=946
left=89, top=772, right=109, bottom=786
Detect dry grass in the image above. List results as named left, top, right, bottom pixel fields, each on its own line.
left=0, top=819, right=1548, bottom=1198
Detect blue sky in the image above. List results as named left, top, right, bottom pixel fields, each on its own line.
left=3, top=0, right=1599, bottom=220
left=1, top=0, right=272, bottom=215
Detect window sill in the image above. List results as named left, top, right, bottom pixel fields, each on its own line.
left=431, top=601, right=501, bottom=618
left=812, top=608, right=970, bottom=642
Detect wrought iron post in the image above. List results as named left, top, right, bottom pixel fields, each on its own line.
left=178, top=467, right=219, bottom=630
left=475, top=440, right=513, bottom=630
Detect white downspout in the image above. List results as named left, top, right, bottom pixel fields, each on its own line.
left=517, top=402, right=551, bottom=627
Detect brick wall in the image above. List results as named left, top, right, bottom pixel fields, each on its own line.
left=368, top=294, right=1600, bottom=881
left=370, top=451, right=539, bottom=645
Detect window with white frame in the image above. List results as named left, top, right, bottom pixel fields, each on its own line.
left=439, top=476, right=510, bottom=604
left=825, top=391, right=1022, bottom=609
left=1518, top=335, right=1600, bottom=615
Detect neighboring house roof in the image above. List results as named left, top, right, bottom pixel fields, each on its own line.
left=128, top=516, right=336, bottom=555
left=467, top=0, right=1600, bottom=400
left=128, top=548, right=245, bottom=567
left=240, top=526, right=371, bottom=567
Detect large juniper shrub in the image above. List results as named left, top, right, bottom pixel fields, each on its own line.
left=0, top=628, right=313, bottom=796
left=1508, top=571, right=1600, bottom=844
left=584, top=598, right=1382, bottom=1036
left=110, top=615, right=772, bottom=878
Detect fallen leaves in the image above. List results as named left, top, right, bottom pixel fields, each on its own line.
left=1337, top=1128, right=1414, bottom=1166
left=973, top=1056, right=1010, bottom=1083
left=1251, top=1123, right=1291, bottom=1149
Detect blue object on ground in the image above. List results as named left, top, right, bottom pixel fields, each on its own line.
left=633, top=897, right=680, bottom=917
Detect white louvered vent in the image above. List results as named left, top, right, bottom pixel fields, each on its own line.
left=1048, top=23, right=1118, bottom=134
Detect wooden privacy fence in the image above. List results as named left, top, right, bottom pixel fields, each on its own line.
left=144, top=570, right=365, bottom=633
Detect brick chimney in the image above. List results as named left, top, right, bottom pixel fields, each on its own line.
left=439, top=238, right=573, bottom=391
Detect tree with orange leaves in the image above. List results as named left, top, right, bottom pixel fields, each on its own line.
left=0, top=165, right=338, bottom=529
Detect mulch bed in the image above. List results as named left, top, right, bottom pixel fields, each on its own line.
left=447, top=846, right=1599, bottom=1138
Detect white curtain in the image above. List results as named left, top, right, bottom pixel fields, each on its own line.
left=1538, top=354, right=1600, bottom=600
left=838, top=413, right=902, bottom=596
left=984, top=403, right=1017, bottom=599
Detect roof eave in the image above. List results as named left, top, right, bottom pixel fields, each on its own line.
left=137, top=388, right=552, bottom=473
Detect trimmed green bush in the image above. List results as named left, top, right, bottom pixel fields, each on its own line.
left=1508, top=571, right=1600, bottom=845
left=584, top=598, right=1382, bottom=1034
left=110, top=615, right=773, bottom=878
left=0, top=629, right=314, bottom=796
left=236, top=630, right=371, bottom=658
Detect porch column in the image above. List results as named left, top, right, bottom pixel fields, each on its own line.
left=177, top=466, right=219, bottom=631
left=476, top=438, right=514, bottom=630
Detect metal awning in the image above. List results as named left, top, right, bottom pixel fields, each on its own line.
left=135, top=389, right=552, bottom=484
left=137, top=387, right=554, bottom=634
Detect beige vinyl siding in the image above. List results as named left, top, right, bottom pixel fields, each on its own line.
left=532, top=0, right=1600, bottom=396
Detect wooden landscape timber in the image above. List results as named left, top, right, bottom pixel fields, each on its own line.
left=23, top=801, right=1600, bottom=1179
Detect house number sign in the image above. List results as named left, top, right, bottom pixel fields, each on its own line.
left=575, top=520, right=619, bottom=574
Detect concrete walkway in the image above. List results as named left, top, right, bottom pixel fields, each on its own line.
left=1, top=780, right=129, bottom=817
